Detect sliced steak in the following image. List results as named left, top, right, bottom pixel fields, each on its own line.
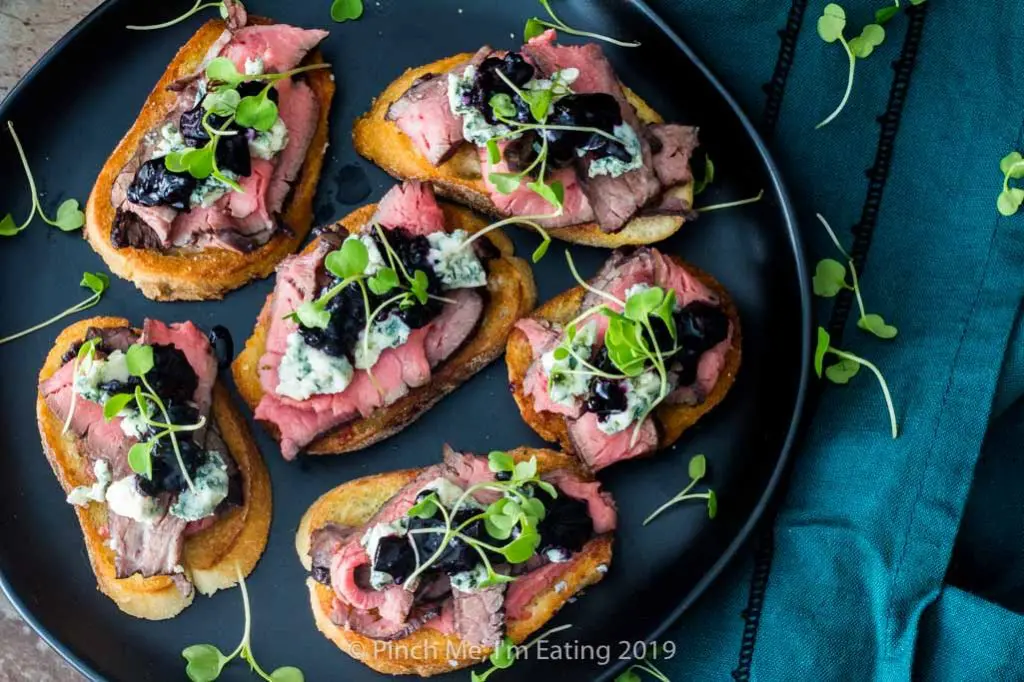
left=481, top=146, right=595, bottom=229
left=310, top=523, right=358, bottom=585
left=567, top=412, right=659, bottom=470
left=109, top=505, right=189, bottom=579
left=111, top=208, right=165, bottom=249
left=386, top=73, right=466, bottom=166
left=423, top=288, right=483, bottom=366
left=543, top=470, right=617, bottom=533
left=505, top=561, right=571, bottom=620
left=331, top=599, right=441, bottom=640
left=218, top=25, right=330, bottom=73
left=266, top=78, right=321, bottom=214
left=371, top=181, right=447, bottom=235
left=647, top=124, right=698, bottom=187
left=453, top=585, right=505, bottom=648
left=516, top=318, right=586, bottom=419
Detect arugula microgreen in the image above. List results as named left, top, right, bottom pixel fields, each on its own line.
left=815, top=327, right=898, bottom=438
left=875, top=0, right=927, bottom=25
left=460, top=214, right=553, bottom=263
left=815, top=4, right=885, bottom=129
left=998, top=151, right=1024, bottom=216
left=331, top=0, right=364, bottom=22
left=694, top=189, right=764, bottom=213
left=0, top=272, right=108, bottom=346
left=692, top=154, right=715, bottom=196
left=523, top=0, right=639, bottom=48
left=126, top=0, right=243, bottom=31
left=62, top=337, right=102, bottom=436
left=183, top=564, right=303, bottom=682
left=812, top=214, right=897, bottom=339
left=402, top=452, right=556, bottom=590
left=469, top=623, right=574, bottom=682
left=643, top=455, right=717, bottom=525
left=0, top=122, right=85, bottom=237
left=107, top=344, right=204, bottom=490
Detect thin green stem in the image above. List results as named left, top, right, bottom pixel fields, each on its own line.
left=535, top=0, right=639, bottom=47
left=846, top=254, right=868, bottom=321
left=828, top=348, right=898, bottom=438
left=460, top=215, right=552, bottom=255
left=361, top=292, right=411, bottom=362
left=565, top=250, right=625, bottom=307
left=5, top=121, right=44, bottom=230
left=815, top=213, right=851, bottom=260
left=816, top=35, right=856, bottom=129
left=403, top=502, right=453, bottom=588
left=0, top=293, right=100, bottom=345
left=643, top=478, right=701, bottom=525
left=139, top=375, right=196, bottom=491
left=695, top=190, right=765, bottom=213
left=126, top=0, right=222, bottom=30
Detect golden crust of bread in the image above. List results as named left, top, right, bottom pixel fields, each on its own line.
left=353, top=54, right=694, bottom=249
left=36, top=317, right=271, bottom=620
left=231, top=200, right=537, bottom=455
left=84, top=17, right=335, bottom=301
left=296, top=447, right=613, bottom=676
left=506, top=257, right=742, bottom=457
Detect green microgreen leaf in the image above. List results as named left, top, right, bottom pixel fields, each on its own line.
left=0, top=214, right=19, bottom=236
left=183, top=644, right=229, bottom=682
left=330, top=0, right=364, bottom=22
left=535, top=480, right=558, bottom=499
left=523, top=17, right=547, bottom=41
left=103, top=393, right=135, bottom=422
left=486, top=138, right=502, bottom=165
left=615, top=670, right=643, bottom=682
left=875, top=6, right=899, bottom=24
left=410, top=270, right=430, bottom=304
left=524, top=0, right=639, bottom=47
left=692, top=154, right=715, bottom=196
left=526, top=88, right=554, bottom=122
left=202, top=88, right=241, bottom=117
left=293, top=301, right=330, bottom=330
left=501, top=530, right=540, bottom=564
left=998, top=189, right=1024, bottom=216
left=487, top=450, right=515, bottom=473
left=408, top=492, right=440, bottom=519
left=54, top=199, right=85, bottom=231
left=624, top=286, right=665, bottom=322
left=326, top=238, right=370, bottom=279
left=814, top=327, right=831, bottom=378
left=128, top=441, right=154, bottom=479
left=643, top=455, right=718, bottom=525
left=235, top=93, right=279, bottom=132
left=165, top=146, right=215, bottom=181
left=206, top=57, right=244, bottom=87
left=81, top=271, right=110, bottom=296
left=489, top=93, right=517, bottom=120
left=824, top=358, right=861, bottom=384
left=489, top=172, right=522, bottom=195
left=707, top=489, right=718, bottom=519
left=848, top=23, right=885, bottom=58
left=2, top=122, right=85, bottom=236
left=812, top=258, right=848, bottom=298
left=1001, top=152, right=1024, bottom=177
left=526, top=179, right=564, bottom=211
left=531, top=233, right=551, bottom=263
left=688, top=454, right=707, bottom=480
left=513, top=457, right=538, bottom=482
left=857, top=313, right=898, bottom=339
left=126, top=344, right=155, bottom=378
left=490, top=637, right=516, bottom=669
left=817, top=3, right=847, bottom=43
left=269, top=667, right=305, bottom=682
left=367, top=267, right=399, bottom=295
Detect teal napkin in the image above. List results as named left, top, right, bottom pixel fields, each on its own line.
left=638, top=1, right=1024, bottom=679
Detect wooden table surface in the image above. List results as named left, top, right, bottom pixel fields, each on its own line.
left=2, top=2, right=104, bottom=679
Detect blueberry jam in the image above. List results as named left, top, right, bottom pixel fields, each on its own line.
left=460, top=52, right=537, bottom=125
left=299, top=228, right=445, bottom=360
left=586, top=379, right=628, bottom=416
left=542, top=93, right=629, bottom=168
left=126, top=160, right=196, bottom=210
left=538, top=493, right=593, bottom=556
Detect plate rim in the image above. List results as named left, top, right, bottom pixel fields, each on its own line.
left=0, top=1, right=812, bottom=680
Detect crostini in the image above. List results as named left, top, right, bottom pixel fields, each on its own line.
left=507, top=247, right=741, bottom=470
left=36, top=316, right=271, bottom=620
left=232, top=180, right=537, bottom=459
left=355, top=29, right=699, bottom=249
left=296, top=445, right=615, bottom=676
left=85, top=5, right=335, bottom=300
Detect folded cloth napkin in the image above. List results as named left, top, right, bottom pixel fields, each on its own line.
left=632, top=1, right=1024, bottom=679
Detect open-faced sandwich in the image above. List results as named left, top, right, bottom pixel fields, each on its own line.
left=355, top=29, right=700, bottom=249
left=507, top=247, right=741, bottom=470
left=36, top=316, right=271, bottom=619
left=233, top=181, right=537, bottom=459
left=85, top=2, right=335, bottom=300
left=296, top=445, right=615, bottom=676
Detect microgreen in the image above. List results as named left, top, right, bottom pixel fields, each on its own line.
left=330, top=0, right=364, bottom=23
left=815, top=327, right=898, bottom=438
left=524, top=0, right=639, bottom=47
left=62, top=337, right=102, bottom=436
left=402, top=452, right=554, bottom=590
left=613, top=647, right=672, bottom=682
left=815, top=4, right=886, bottom=129
left=643, top=455, right=717, bottom=525
left=692, top=154, right=715, bottom=196
left=875, top=0, right=927, bottom=25
left=0, top=272, right=108, bottom=346
left=0, top=122, right=85, bottom=237
left=812, top=214, right=898, bottom=340
left=183, top=565, right=303, bottom=682
left=470, top=624, right=574, bottom=682
left=459, top=215, right=553, bottom=264
left=694, top=189, right=764, bottom=213
left=126, top=0, right=239, bottom=31
left=997, top=151, right=1024, bottom=216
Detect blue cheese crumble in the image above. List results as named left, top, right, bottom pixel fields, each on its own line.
left=170, top=452, right=229, bottom=522
left=426, top=230, right=487, bottom=290
left=448, top=65, right=515, bottom=146
left=67, top=460, right=112, bottom=507
left=597, top=370, right=663, bottom=435
left=277, top=331, right=355, bottom=401
left=585, top=122, right=644, bottom=179
left=450, top=563, right=491, bottom=593
left=74, top=350, right=131, bottom=404
left=250, top=118, right=289, bottom=160
left=354, top=315, right=412, bottom=370
left=106, top=475, right=162, bottom=524
left=542, top=321, right=599, bottom=407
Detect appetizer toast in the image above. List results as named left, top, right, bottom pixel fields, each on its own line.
left=85, top=13, right=334, bottom=301
left=233, top=181, right=537, bottom=458
left=37, top=317, right=271, bottom=619
left=507, top=248, right=741, bottom=470
left=355, top=32, right=699, bottom=249
left=296, top=446, right=615, bottom=676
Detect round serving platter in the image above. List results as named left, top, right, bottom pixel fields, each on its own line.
left=0, top=0, right=810, bottom=680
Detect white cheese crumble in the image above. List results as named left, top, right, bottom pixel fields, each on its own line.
left=354, top=315, right=412, bottom=370
left=418, top=477, right=474, bottom=509
left=597, top=370, right=663, bottom=435
left=170, top=452, right=229, bottom=522
left=244, top=57, right=265, bottom=76
left=190, top=173, right=235, bottom=209
left=542, top=321, right=599, bottom=407
left=448, top=65, right=515, bottom=147
left=277, top=332, right=355, bottom=401
left=544, top=547, right=572, bottom=563
left=450, top=563, right=491, bottom=593
left=250, top=118, right=289, bottom=160
left=119, top=407, right=151, bottom=440
left=153, top=123, right=187, bottom=159
left=585, top=122, right=644, bottom=179
left=66, top=460, right=112, bottom=507
left=105, top=476, right=162, bottom=524
left=426, top=230, right=487, bottom=290
left=74, top=350, right=131, bottom=404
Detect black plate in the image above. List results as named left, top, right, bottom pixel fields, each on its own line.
left=0, top=1, right=809, bottom=680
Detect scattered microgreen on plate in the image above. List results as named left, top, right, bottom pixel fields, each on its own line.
left=815, top=4, right=885, bottom=129
left=814, top=327, right=898, bottom=438
left=0, top=272, right=108, bottom=346
left=643, top=455, right=718, bottom=525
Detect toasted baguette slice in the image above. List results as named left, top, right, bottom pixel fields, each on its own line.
left=507, top=257, right=741, bottom=456
left=36, top=317, right=272, bottom=620
left=295, top=446, right=613, bottom=676
left=353, top=54, right=694, bottom=249
left=232, top=200, right=537, bottom=455
left=84, top=17, right=335, bottom=301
